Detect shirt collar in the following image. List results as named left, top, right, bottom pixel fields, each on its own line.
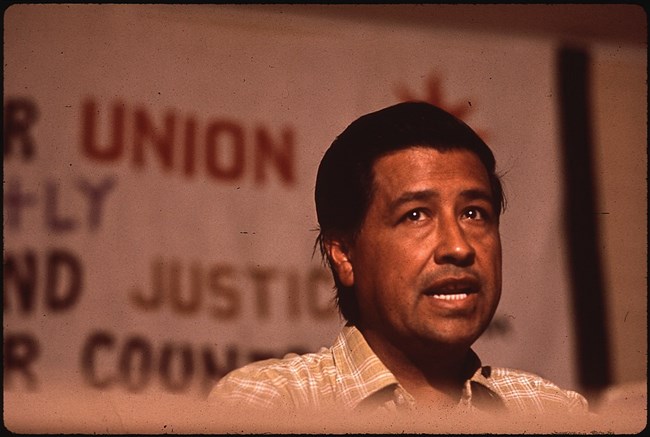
left=331, top=324, right=400, bottom=409
left=463, top=355, right=508, bottom=412
left=331, top=324, right=504, bottom=411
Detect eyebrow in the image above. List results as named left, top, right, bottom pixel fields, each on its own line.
left=387, top=188, right=494, bottom=212
left=387, top=189, right=438, bottom=212
left=458, top=188, right=494, bottom=204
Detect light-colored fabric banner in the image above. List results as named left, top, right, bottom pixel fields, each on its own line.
left=4, top=4, right=581, bottom=431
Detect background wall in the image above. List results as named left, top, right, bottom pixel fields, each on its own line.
left=3, top=4, right=646, bottom=433
left=591, top=43, right=646, bottom=385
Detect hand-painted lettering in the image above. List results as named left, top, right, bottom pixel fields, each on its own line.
left=3, top=97, right=39, bottom=161
left=3, top=248, right=83, bottom=315
left=3, top=332, right=41, bottom=390
left=79, top=330, right=308, bottom=395
left=131, top=257, right=336, bottom=321
left=3, top=176, right=117, bottom=233
left=81, top=97, right=296, bottom=187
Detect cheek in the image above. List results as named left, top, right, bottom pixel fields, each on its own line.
left=484, top=236, right=502, bottom=287
left=476, top=232, right=501, bottom=259
left=493, top=237, right=502, bottom=271
left=352, top=226, right=427, bottom=287
left=353, top=240, right=410, bottom=293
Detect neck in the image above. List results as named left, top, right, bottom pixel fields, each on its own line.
left=357, top=325, right=474, bottom=406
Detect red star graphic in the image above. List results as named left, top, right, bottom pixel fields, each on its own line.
left=394, top=74, right=488, bottom=140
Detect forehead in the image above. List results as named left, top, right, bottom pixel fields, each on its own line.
left=370, top=147, right=491, bottom=198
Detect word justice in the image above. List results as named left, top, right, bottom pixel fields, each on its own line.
left=130, top=258, right=337, bottom=321
left=81, top=98, right=296, bottom=186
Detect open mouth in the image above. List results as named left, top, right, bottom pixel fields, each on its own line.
left=431, top=293, right=469, bottom=300
left=424, top=276, right=480, bottom=301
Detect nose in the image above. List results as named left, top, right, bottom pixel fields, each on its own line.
left=433, top=215, right=476, bottom=267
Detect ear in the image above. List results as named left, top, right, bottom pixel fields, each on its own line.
left=324, top=237, right=355, bottom=287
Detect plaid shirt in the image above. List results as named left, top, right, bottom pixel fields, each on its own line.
left=208, top=325, right=588, bottom=416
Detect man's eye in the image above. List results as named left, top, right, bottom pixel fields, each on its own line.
left=404, top=209, right=426, bottom=222
left=463, top=208, right=485, bottom=221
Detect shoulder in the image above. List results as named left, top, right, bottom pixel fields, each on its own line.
left=208, top=347, right=337, bottom=410
left=485, top=367, right=589, bottom=413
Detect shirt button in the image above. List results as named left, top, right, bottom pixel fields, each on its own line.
left=395, top=392, right=405, bottom=405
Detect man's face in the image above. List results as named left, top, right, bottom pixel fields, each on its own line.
left=346, top=147, right=501, bottom=351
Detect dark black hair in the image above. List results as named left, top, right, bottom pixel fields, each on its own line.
left=314, top=101, right=505, bottom=323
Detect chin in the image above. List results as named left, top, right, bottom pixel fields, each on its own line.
left=422, top=324, right=485, bottom=348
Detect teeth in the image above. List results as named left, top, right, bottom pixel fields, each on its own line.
left=432, top=293, right=468, bottom=300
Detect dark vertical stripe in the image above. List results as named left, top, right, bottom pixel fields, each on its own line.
left=557, top=46, right=611, bottom=394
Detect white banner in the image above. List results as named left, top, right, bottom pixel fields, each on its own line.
left=4, top=4, right=579, bottom=431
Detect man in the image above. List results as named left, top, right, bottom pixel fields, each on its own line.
left=209, top=102, right=589, bottom=429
